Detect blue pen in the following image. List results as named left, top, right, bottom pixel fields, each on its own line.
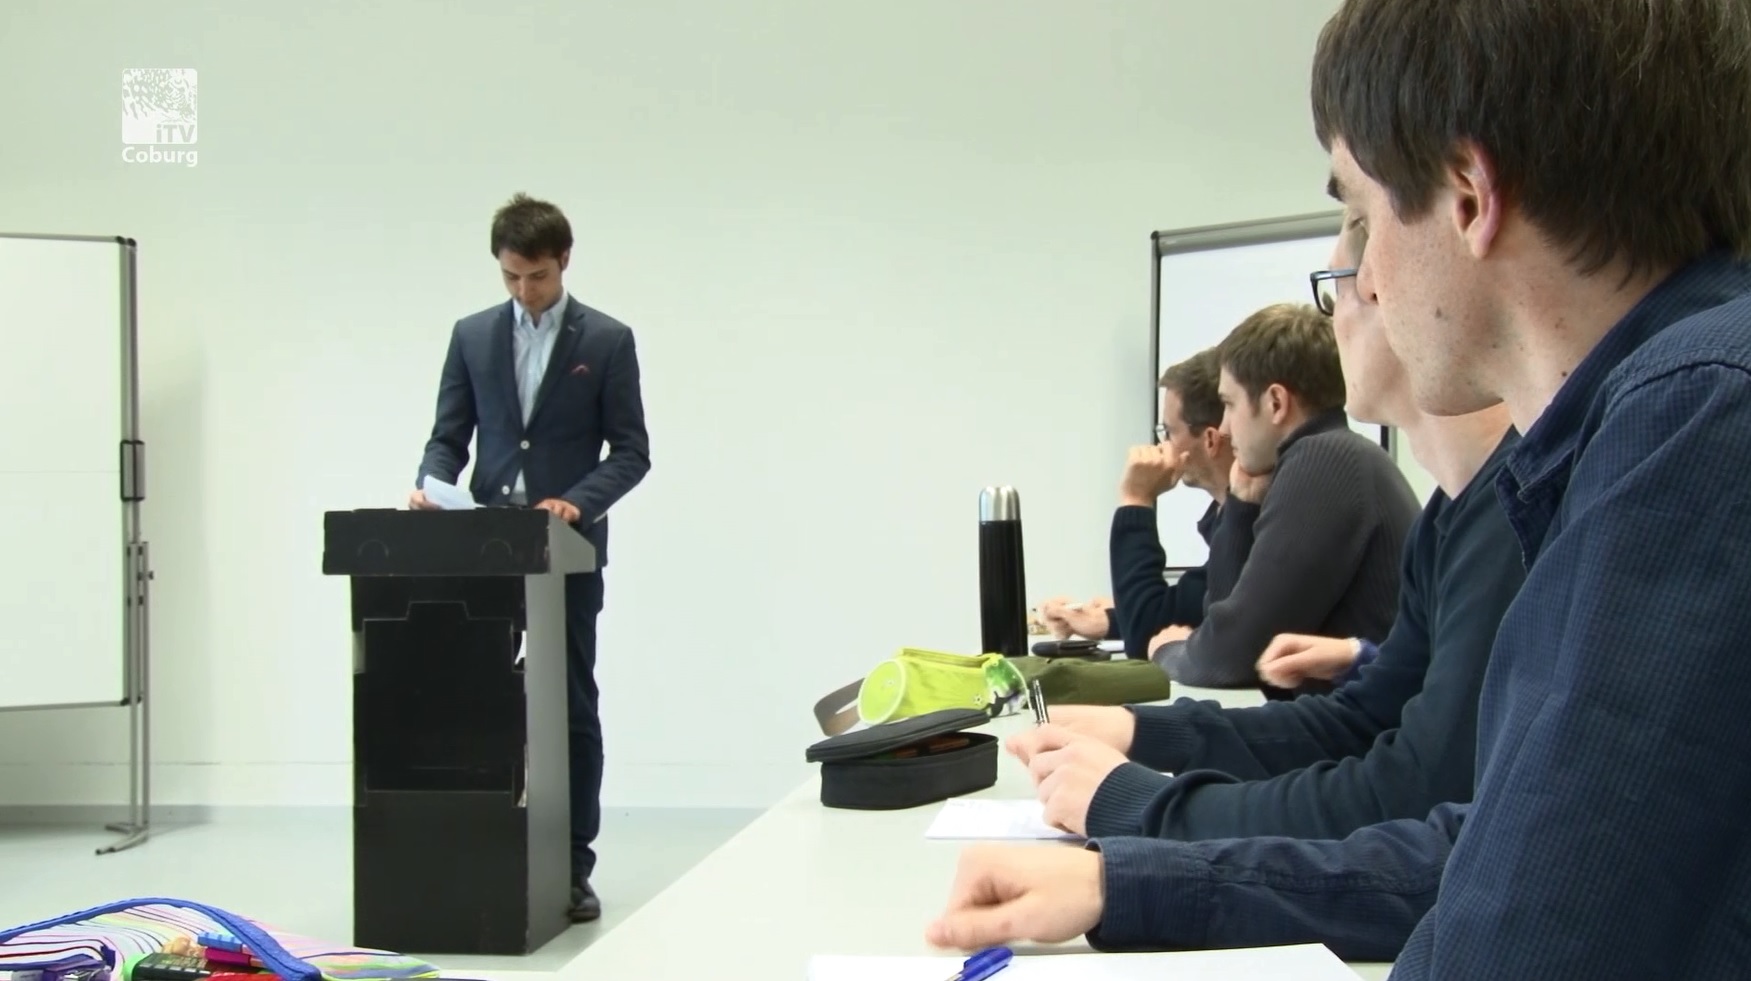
left=196, top=932, right=244, bottom=954
left=944, top=946, right=1013, bottom=981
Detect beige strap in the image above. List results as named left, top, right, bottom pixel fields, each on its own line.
left=812, top=679, right=865, bottom=737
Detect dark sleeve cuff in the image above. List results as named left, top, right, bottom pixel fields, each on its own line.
left=1220, top=497, right=1262, bottom=524
left=1125, top=705, right=1199, bottom=772
left=1086, top=837, right=1211, bottom=952
left=1085, top=762, right=1172, bottom=837
left=1111, top=503, right=1159, bottom=531
left=1105, top=605, right=1123, bottom=640
left=1332, top=638, right=1376, bottom=688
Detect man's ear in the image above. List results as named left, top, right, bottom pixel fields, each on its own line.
left=1448, top=140, right=1504, bottom=260
left=1266, top=383, right=1291, bottom=425
left=557, top=249, right=571, bottom=272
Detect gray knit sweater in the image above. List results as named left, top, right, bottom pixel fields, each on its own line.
left=1152, top=410, right=1419, bottom=693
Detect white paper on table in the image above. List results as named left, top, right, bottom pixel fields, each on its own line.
left=924, top=799, right=1083, bottom=842
left=807, top=943, right=1360, bottom=981
left=420, top=475, right=478, bottom=510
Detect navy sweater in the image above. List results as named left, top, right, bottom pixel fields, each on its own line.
left=1084, top=431, right=1523, bottom=842
left=1107, top=499, right=1255, bottom=658
left=1085, top=254, right=1751, bottom=974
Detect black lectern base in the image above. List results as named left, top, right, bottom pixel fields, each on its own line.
left=323, top=508, right=594, bottom=958
left=354, top=790, right=567, bottom=956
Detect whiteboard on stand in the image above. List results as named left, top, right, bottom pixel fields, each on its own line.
left=0, top=233, right=139, bottom=710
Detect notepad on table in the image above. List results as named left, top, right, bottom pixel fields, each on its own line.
left=807, top=943, right=1361, bottom=980
left=923, top=799, right=1083, bottom=841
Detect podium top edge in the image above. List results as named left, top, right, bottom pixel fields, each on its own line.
left=320, top=508, right=596, bottom=576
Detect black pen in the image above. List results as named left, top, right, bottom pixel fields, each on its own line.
left=1029, top=679, right=1050, bottom=726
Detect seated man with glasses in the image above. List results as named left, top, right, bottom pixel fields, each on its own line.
left=1039, top=348, right=1264, bottom=659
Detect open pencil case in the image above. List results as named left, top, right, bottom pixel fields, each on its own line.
left=0, top=898, right=440, bottom=981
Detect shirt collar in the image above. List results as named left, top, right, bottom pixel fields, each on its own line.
left=513, top=291, right=569, bottom=332
left=1434, top=428, right=1520, bottom=536
left=1506, top=252, right=1751, bottom=495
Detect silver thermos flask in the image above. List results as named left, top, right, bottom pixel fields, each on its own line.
left=979, top=486, right=1028, bottom=657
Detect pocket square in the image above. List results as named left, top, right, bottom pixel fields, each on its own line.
left=569, top=363, right=591, bottom=376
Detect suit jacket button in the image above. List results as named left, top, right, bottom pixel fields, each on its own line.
left=520, top=440, right=530, bottom=450
left=501, top=485, right=511, bottom=495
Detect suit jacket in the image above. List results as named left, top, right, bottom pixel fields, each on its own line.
left=417, top=296, right=651, bottom=566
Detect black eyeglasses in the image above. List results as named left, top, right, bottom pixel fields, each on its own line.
left=1309, top=268, right=1358, bottom=316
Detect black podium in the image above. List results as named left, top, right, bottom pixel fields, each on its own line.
left=321, top=507, right=596, bottom=956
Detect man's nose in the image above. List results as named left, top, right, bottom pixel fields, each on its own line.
left=1356, top=261, right=1378, bottom=304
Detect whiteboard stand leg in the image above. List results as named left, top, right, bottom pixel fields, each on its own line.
left=100, top=540, right=152, bottom=855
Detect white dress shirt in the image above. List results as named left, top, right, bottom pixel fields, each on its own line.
left=508, top=291, right=568, bottom=503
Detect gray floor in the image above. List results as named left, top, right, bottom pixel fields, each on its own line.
left=0, top=806, right=758, bottom=974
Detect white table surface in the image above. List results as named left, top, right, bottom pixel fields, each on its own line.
left=553, top=684, right=1393, bottom=980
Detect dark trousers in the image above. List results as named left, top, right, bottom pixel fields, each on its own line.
left=565, top=570, right=605, bottom=882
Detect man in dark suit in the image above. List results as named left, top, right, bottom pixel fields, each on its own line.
left=410, top=193, right=651, bottom=923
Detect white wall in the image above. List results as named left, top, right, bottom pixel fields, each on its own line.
left=1393, top=440, right=1441, bottom=505
left=0, top=0, right=1343, bottom=809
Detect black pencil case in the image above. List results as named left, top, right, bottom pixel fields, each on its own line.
left=803, top=708, right=998, bottom=810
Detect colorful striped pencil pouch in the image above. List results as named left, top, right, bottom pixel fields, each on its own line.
left=0, top=899, right=440, bottom=981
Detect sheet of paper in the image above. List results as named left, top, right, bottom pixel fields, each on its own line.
left=924, top=799, right=1083, bottom=841
left=420, top=475, right=478, bottom=510
left=808, top=944, right=1361, bottom=981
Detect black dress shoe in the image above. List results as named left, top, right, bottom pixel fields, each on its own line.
left=569, top=880, right=601, bottom=923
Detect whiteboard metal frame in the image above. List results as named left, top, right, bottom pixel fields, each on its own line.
left=1146, top=211, right=1397, bottom=457
left=0, top=232, right=154, bottom=854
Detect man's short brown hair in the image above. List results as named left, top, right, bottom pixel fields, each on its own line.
left=1216, top=303, right=1346, bottom=413
left=1311, top=0, right=1751, bottom=279
left=490, top=193, right=573, bottom=261
left=1159, top=348, right=1224, bottom=433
